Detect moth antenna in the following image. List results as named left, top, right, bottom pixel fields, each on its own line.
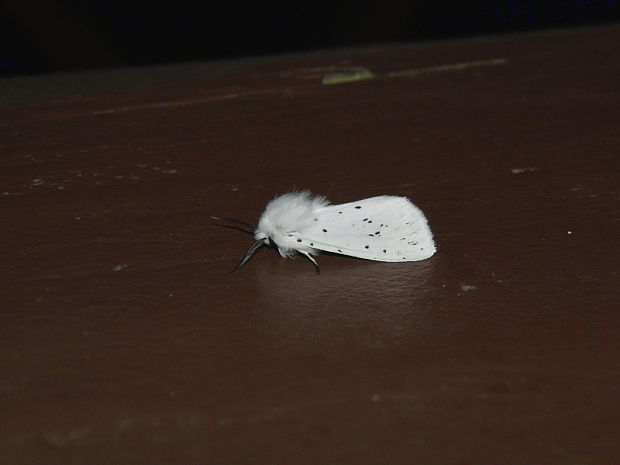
left=300, top=251, right=320, bottom=274
left=211, top=216, right=256, bottom=233
left=230, top=239, right=266, bottom=273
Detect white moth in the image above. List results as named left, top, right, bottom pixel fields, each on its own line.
left=216, top=190, right=435, bottom=272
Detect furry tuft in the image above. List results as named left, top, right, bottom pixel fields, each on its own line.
left=255, top=191, right=329, bottom=258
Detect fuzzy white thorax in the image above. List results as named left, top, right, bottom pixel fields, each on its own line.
left=255, top=191, right=329, bottom=258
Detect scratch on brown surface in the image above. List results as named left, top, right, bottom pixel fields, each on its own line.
left=281, top=59, right=507, bottom=85
left=387, top=58, right=508, bottom=78
left=280, top=66, right=369, bottom=79
left=91, top=88, right=286, bottom=115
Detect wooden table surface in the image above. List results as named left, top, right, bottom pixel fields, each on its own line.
left=2, top=26, right=619, bottom=464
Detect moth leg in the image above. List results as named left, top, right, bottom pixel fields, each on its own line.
left=230, top=239, right=266, bottom=273
left=300, top=251, right=320, bottom=273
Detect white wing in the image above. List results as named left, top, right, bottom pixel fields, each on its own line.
left=300, top=196, right=435, bottom=262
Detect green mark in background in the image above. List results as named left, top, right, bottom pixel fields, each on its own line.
left=322, top=67, right=376, bottom=85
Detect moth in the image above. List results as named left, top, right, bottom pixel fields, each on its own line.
left=214, top=191, right=435, bottom=272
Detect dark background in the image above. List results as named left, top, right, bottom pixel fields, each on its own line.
left=1, top=0, right=619, bottom=76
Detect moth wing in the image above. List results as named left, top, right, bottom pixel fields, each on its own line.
left=301, top=196, right=435, bottom=262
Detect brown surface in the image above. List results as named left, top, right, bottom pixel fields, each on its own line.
left=2, top=26, right=620, bottom=464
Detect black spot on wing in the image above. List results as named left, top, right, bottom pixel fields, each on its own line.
left=355, top=206, right=361, bottom=209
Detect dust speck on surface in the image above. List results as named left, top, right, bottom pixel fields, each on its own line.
left=511, top=167, right=538, bottom=174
